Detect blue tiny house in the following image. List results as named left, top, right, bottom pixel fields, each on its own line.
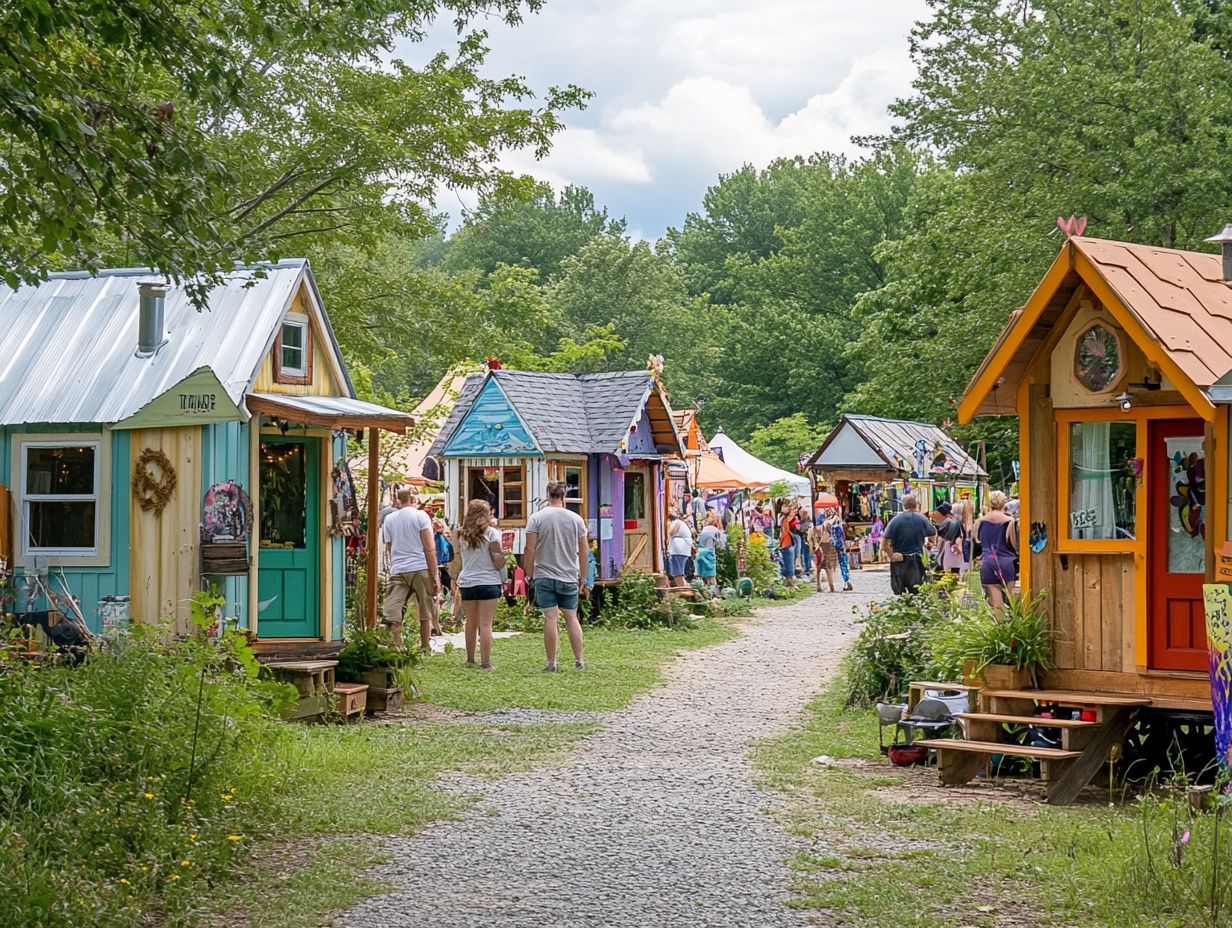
left=427, top=368, right=684, bottom=579
left=0, top=263, right=410, bottom=640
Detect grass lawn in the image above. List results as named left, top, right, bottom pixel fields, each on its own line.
left=415, top=619, right=739, bottom=711
left=753, top=682, right=1231, bottom=928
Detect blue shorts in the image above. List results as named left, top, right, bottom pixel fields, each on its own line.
left=533, top=577, right=579, bottom=611
left=460, top=584, right=502, bottom=601
left=667, top=554, right=690, bottom=577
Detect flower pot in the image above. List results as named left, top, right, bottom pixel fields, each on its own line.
left=972, top=662, right=1030, bottom=690
left=363, top=666, right=397, bottom=690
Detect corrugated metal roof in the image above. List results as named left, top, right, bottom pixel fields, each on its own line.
left=427, top=369, right=678, bottom=456
left=0, top=261, right=339, bottom=425
left=810, top=414, right=986, bottom=478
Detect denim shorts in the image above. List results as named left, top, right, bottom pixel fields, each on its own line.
left=667, top=554, right=690, bottom=577
left=460, top=584, right=502, bottom=602
left=533, top=577, right=579, bottom=611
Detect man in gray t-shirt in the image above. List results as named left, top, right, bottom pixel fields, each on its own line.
left=524, top=481, right=588, bottom=672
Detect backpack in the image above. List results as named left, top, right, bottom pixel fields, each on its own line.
left=435, top=531, right=454, bottom=565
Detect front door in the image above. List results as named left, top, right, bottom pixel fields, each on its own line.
left=257, top=438, right=320, bottom=638
left=623, top=466, right=653, bottom=572
left=1147, top=419, right=1207, bottom=671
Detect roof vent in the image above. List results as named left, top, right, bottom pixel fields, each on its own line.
left=136, top=281, right=168, bottom=357
left=1205, top=222, right=1232, bottom=284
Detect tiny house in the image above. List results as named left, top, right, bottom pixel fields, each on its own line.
left=426, top=368, right=683, bottom=577
left=959, top=234, right=1232, bottom=710
left=0, top=263, right=411, bottom=640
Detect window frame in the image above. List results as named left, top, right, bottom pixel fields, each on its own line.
left=548, top=459, right=588, bottom=519
left=463, top=462, right=527, bottom=526
left=13, top=434, right=110, bottom=566
left=1054, top=406, right=1189, bottom=554
left=273, top=312, right=312, bottom=385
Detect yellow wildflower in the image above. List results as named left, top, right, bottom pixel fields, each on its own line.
left=118, top=879, right=130, bottom=886
left=221, top=793, right=233, bottom=801
left=180, top=859, right=191, bottom=868
left=189, top=833, right=198, bottom=842
left=168, top=874, right=179, bottom=882
left=143, top=793, right=155, bottom=800
left=226, top=834, right=242, bottom=842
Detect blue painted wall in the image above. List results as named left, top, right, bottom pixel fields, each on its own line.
left=626, top=409, right=657, bottom=456
left=331, top=432, right=346, bottom=639
left=443, top=378, right=540, bottom=457
left=0, top=424, right=131, bottom=631
left=200, top=421, right=250, bottom=627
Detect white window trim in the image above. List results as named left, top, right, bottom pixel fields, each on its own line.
left=12, top=433, right=111, bottom=567
left=280, top=312, right=309, bottom=377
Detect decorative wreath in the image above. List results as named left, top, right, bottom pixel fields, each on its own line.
left=132, top=447, right=178, bottom=514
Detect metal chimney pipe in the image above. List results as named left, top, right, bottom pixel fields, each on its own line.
left=136, top=281, right=168, bottom=357
left=1205, top=222, right=1232, bottom=283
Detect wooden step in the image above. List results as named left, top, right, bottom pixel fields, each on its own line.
left=956, top=712, right=1097, bottom=729
left=927, top=738, right=1079, bottom=786
left=979, top=689, right=1151, bottom=706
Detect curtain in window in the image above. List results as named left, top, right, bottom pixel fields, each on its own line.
left=1071, top=422, right=1115, bottom=540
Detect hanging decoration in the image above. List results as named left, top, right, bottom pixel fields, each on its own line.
left=132, top=447, right=177, bottom=514
left=201, top=481, right=253, bottom=542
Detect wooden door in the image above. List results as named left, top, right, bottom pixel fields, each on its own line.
left=257, top=438, right=320, bottom=638
left=1147, top=419, right=1207, bottom=671
left=623, top=466, right=653, bottom=571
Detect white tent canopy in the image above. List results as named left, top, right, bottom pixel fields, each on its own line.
left=707, top=429, right=811, bottom=498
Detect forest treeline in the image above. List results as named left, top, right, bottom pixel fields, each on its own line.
left=8, top=1, right=1232, bottom=481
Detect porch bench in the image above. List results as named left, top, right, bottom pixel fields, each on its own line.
left=263, top=659, right=337, bottom=721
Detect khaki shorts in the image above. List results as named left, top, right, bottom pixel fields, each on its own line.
left=383, top=570, right=435, bottom=627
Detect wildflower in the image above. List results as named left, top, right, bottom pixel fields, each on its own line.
left=222, top=793, right=234, bottom=801
left=143, top=793, right=155, bottom=800
left=168, top=874, right=180, bottom=882
left=226, top=834, right=242, bottom=842
left=189, top=833, right=198, bottom=842
left=118, top=879, right=130, bottom=886
left=181, top=859, right=192, bottom=868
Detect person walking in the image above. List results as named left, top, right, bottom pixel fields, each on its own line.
left=793, top=501, right=812, bottom=577
left=881, top=494, right=936, bottom=596
left=695, top=510, right=726, bottom=596
left=380, top=487, right=439, bottom=650
left=666, top=512, right=694, bottom=588
left=934, top=501, right=968, bottom=578
left=456, top=500, right=506, bottom=670
left=778, top=502, right=799, bottom=588
left=808, top=513, right=836, bottom=592
left=825, top=510, right=853, bottom=591
left=870, top=515, right=883, bottom=562
left=976, top=491, right=1019, bottom=607
left=524, top=482, right=589, bottom=671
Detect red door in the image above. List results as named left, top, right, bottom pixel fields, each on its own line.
left=1147, top=419, right=1207, bottom=671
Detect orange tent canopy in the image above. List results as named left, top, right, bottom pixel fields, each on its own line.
left=693, top=449, right=764, bottom=490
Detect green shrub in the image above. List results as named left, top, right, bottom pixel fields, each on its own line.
left=0, top=623, right=294, bottom=928
left=743, top=533, right=779, bottom=591
left=845, top=581, right=974, bottom=707
left=335, top=627, right=420, bottom=683
left=599, top=571, right=698, bottom=630
left=716, top=523, right=740, bottom=587
left=927, top=591, right=1054, bottom=685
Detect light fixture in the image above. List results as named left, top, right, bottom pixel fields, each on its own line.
left=1116, top=391, right=1133, bottom=412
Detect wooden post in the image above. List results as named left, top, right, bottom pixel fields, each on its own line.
left=365, top=428, right=380, bottom=630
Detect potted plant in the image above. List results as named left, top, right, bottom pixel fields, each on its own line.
left=929, top=592, right=1054, bottom=689
left=335, top=628, right=419, bottom=710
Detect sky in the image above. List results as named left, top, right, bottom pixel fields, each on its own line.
left=405, top=1, right=933, bottom=239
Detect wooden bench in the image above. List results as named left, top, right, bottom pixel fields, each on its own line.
left=263, top=660, right=337, bottom=721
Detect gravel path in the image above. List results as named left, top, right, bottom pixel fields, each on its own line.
left=333, top=573, right=890, bottom=928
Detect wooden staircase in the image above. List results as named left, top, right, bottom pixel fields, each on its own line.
left=921, top=686, right=1151, bottom=805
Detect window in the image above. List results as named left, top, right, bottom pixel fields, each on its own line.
left=273, top=312, right=312, bottom=384
left=548, top=461, right=587, bottom=518
left=465, top=464, right=525, bottom=523
left=1073, top=324, right=1124, bottom=393
left=20, top=440, right=102, bottom=557
left=1067, top=421, right=1137, bottom=540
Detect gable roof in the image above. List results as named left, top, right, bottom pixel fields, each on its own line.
left=0, top=260, right=352, bottom=426
left=808, top=414, right=986, bottom=478
left=960, top=236, right=1232, bottom=422
left=428, top=369, right=683, bottom=457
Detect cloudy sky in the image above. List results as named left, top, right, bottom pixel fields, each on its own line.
left=408, top=1, right=932, bottom=238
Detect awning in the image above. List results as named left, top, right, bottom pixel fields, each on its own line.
left=246, top=393, right=414, bottom=433
left=694, top=449, right=764, bottom=490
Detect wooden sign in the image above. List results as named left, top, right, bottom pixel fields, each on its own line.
left=112, top=366, right=242, bottom=429
left=1202, top=583, right=1232, bottom=771
left=1217, top=541, right=1232, bottom=583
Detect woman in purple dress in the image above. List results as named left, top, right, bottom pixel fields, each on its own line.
left=976, top=491, right=1018, bottom=607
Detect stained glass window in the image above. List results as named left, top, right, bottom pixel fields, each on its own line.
left=1074, top=324, right=1123, bottom=393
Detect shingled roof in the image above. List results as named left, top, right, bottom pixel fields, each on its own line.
left=961, top=236, right=1232, bottom=421
left=808, top=414, right=985, bottom=477
left=427, top=369, right=682, bottom=457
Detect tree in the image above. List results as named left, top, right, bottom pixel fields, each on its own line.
left=444, top=182, right=625, bottom=280
left=745, top=414, right=828, bottom=473
left=1, top=1, right=584, bottom=298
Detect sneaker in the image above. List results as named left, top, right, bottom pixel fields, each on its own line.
left=541, top=663, right=558, bottom=672
left=480, top=662, right=495, bottom=671
left=843, top=582, right=853, bottom=592
left=575, top=660, right=585, bottom=671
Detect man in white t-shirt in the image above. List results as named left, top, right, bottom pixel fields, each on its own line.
left=524, top=481, right=588, bottom=671
left=380, top=487, right=439, bottom=650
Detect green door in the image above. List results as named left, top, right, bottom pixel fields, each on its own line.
left=257, top=438, right=320, bottom=638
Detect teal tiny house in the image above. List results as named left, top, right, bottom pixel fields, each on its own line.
left=426, top=368, right=684, bottom=578
left=0, top=263, right=411, bottom=640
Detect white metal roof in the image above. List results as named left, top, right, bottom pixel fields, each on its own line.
left=0, top=261, right=350, bottom=426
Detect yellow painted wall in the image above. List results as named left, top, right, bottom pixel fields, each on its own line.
left=250, top=286, right=342, bottom=397
left=129, top=427, right=202, bottom=635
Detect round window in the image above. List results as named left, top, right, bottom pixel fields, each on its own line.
left=1073, top=323, right=1124, bottom=393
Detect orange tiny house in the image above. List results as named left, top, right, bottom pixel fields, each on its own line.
left=959, top=235, right=1232, bottom=712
